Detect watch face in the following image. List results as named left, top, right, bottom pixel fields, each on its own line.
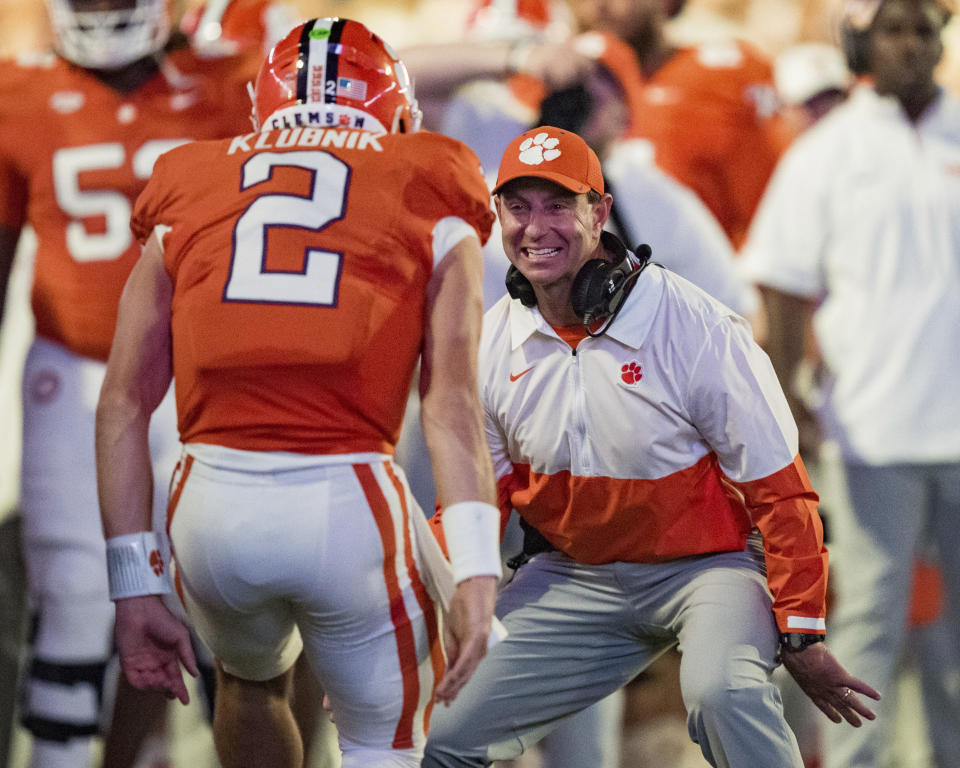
left=781, top=633, right=823, bottom=651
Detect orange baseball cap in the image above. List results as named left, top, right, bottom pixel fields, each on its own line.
left=493, top=126, right=605, bottom=195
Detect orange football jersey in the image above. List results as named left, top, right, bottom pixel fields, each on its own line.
left=131, top=128, right=494, bottom=455
left=627, top=41, right=790, bottom=249
left=0, top=46, right=259, bottom=361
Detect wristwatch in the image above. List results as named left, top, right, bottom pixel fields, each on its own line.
left=779, top=632, right=825, bottom=652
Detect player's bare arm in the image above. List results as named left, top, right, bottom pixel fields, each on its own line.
left=401, top=38, right=593, bottom=103
left=420, top=234, right=500, bottom=704
left=97, top=232, right=173, bottom=538
left=96, top=232, right=197, bottom=704
left=758, top=285, right=822, bottom=457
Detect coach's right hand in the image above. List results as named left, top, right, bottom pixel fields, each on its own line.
left=435, top=575, right=498, bottom=705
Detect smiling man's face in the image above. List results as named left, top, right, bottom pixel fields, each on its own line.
left=496, top=177, right=609, bottom=300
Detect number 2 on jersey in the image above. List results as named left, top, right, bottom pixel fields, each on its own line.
left=224, top=151, right=348, bottom=306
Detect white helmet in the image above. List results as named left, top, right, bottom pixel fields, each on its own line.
left=46, top=0, right=172, bottom=70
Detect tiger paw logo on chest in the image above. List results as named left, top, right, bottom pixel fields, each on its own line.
left=621, top=361, right=643, bottom=385
left=149, top=549, right=164, bottom=576
left=518, top=132, right=562, bottom=165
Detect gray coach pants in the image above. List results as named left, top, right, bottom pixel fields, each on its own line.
left=423, top=548, right=803, bottom=768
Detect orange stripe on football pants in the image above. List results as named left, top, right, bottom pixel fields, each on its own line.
left=165, top=453, right=194, bottom=609
left=165, top=453, right=194, bottom=534
left=384, top=461, right=444, bottom=734
left=354, top=462, right=421, bottom=750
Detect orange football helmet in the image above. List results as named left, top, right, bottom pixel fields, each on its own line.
left=251, top=17, right=422, bottom=134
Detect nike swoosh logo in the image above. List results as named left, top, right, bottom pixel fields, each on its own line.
left=509, top=366, right=535, bottom=382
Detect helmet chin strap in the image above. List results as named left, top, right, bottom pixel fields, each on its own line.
left=390, top=104, right=403, bottom=134
left=247, top=80, right=259, bottom=130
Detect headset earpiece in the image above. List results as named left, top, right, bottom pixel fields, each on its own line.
left=505, top=264, right=538, bottom=307
left=570, top=257, right=631, bottom=320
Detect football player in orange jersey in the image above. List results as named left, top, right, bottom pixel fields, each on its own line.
left=567, top=0, right=790, bottom=249
left=0, top=1, right=289, bottom=766
left=96, top=17, right=502, bottom=768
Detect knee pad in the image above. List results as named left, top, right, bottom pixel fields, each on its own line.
left=30, top=593, right=114, bottom=661
left=21, top=657, right=107, bottom=742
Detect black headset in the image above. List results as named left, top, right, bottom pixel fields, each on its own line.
left=505, top=232, right=653, bottom=337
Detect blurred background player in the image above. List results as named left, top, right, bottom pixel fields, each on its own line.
left=0, top=1, right=292, bottom=766
left=97, top=16, right=500, bottom=768
left=742, top=1, right=960, bottom=766
left=535, top=52, right=757, bottom=317
left=567, top=0, right=790, bottom=250
left=411, top=0, right=789, bottom=253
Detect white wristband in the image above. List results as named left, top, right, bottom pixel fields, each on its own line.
left=441, top=502, right=502, bottom=584
left=106, top=532, right=171, bottom=600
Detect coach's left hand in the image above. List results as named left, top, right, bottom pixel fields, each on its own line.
left=781, top=642, right=880, bottom=726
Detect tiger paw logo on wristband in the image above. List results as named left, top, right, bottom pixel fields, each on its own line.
left=149, top=549, right=164, bottom=576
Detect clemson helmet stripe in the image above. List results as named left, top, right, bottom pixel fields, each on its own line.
left=324, top=18, right=346, bottom=106
left=295, top=17, right=316, bottom=106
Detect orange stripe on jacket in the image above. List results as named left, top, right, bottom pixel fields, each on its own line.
left=507, top=453, right=752, bottom=564
left=502, top=453, right=827, bottom=630
left=354, top=463, right=420, bottom=750
left=384, top=462, right=444, bottom=734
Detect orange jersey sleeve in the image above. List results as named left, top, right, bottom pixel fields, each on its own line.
left=133, top=128, right=493, bottom=454
left=628, top=41, right=790, bottom=249
left=729, top=456, right=827, bottom=633
left=0, top=50, right=257, bottom=361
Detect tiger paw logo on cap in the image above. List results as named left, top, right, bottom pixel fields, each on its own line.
left=494, top=125, right=604, bottom=195
left=518, top=132, right=562, bottom=165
